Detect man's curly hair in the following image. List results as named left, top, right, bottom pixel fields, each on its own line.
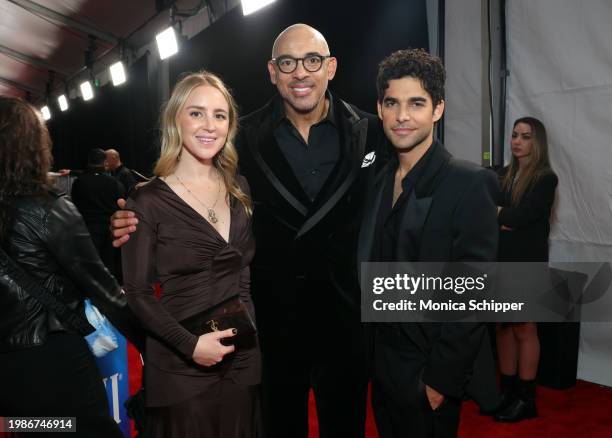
left=376, top=48, right=445, bottom=107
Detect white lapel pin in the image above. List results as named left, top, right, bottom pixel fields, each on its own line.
left=361, top=151, right=376, bottom=168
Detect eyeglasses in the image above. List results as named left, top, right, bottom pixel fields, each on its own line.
left=271, top=54, right=331, bottom=74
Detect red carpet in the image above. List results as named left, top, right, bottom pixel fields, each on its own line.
left=127, top=343, right=612, bottom=437
left=457, top=380, right=612, bottom=438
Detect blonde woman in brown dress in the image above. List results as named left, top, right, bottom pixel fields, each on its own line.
left=121, top=71, right=261, bottom=437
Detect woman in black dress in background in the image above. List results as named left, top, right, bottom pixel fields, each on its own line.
left=494, top=117, right=558, bottom=422
left=121, top=71, right=261, bottom=437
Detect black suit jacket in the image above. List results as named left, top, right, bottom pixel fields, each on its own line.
left=498, top=169, right=558, bottom=262
left=236, top=93, right=390, bottom=330
left=358, top=141, right=500, bottom=404
left=113, top=164, right=137, bottom=196
left=71, top=170, right=125, bottom=226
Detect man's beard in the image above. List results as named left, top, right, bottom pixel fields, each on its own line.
left=391, top=128, right=431, bottom=153
left=281, top=90, right=323, bottom=115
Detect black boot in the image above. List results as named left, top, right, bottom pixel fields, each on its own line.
left=494, top=378, right=537, bottom=422
left=480, top=373, right=517, bottom=415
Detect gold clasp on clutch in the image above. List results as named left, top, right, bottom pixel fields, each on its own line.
left=207, top=319, right=220, bottom=331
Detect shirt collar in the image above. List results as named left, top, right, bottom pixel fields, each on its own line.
left=387, top=140, right=439, bottom=191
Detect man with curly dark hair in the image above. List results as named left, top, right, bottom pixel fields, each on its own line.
left=358, top=49, right=500, bottom=437
left=376, top=48, right=445, bottom=112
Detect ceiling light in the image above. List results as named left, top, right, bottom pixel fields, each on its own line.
left=57, top=95, right=69, bottom=111
left=156, top=26, right=178, bottom=60
left=241, top=0, right=276, bottom=15
left=80, top=81, right=94, bottom=101
left=110, top=61, right=127, bottom=86
left=41, top=106, right=51, bottom=121
left=110, top=62, right=127, bottom=86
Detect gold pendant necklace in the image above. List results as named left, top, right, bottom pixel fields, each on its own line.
left=174, top=173, right=221, bottom=224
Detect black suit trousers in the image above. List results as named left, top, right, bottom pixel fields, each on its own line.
left=255, top=276, right=368, bottom=438
left=372, top=325, right=461, bottom=438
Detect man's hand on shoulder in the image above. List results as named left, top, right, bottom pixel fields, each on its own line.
left=111, top=198, right=139, bottom=248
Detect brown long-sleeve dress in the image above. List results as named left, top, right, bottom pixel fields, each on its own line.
left=122, top=176, right=261, bottom=437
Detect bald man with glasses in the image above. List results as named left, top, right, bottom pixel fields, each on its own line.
left=111, top=24, right=389, bottom=437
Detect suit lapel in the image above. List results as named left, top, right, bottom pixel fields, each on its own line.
left=357, top=160, right=392, bottom=265
left=396, top=142, right=451, bottom=354
left=247, top=103, right=310, bottom=216
left=297, top=99, right=367, bottom=238
left=355, top=164, right=433, bottom=355
left=395, top=192, right=433, bottom=261
left=395, top=141, right=450, bottom=261
left=414, top=140, right=451, bottom=198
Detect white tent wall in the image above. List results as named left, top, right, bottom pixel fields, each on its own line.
left=443, top=0, right=484, bottom=162
left=505, top=0, right=612, bottom=387
left=444, top=0, right=612, bottom=386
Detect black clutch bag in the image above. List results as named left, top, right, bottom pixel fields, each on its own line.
left=179, top=295, right=257, bottom=347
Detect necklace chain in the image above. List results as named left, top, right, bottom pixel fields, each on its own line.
left=174, top=173, right=221, bottom=224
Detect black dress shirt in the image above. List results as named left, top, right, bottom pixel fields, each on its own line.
left=272, top=92, right=340, bottom=201
left=373, top=142, right=438, bottom=262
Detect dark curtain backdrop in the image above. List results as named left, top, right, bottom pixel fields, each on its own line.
left=170, top=0, right=429, bottom=115
left=49, top=0, right=428, bottom=174
left=48, top=55, right=157, bottom=174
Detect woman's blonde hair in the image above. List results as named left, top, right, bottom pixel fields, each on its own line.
left=154, top=70, right=251, bottom=215
left=502, top=116, right=553, bottom=205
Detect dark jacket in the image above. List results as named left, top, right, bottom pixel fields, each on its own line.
left=71, top=168, right=125, bottom=226
left=236, top=93, right=390, bottom=328
left=113, top=164, right=137, bottom=196
left=0, top=191, right=143, bottom=352
left=498, top=169, right=558, bottom=262
left=358, top=141, right=500, bottom=406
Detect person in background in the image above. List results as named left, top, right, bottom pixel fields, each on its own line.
left=71, top=148, right=125, bottom=276
left=121, top=71, right=261, bottom=437
left=0, top=96, right=143, bottom=438
left=106, top=148, right=137, bottom=195
left=494, top=116, right=558, bottom=422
